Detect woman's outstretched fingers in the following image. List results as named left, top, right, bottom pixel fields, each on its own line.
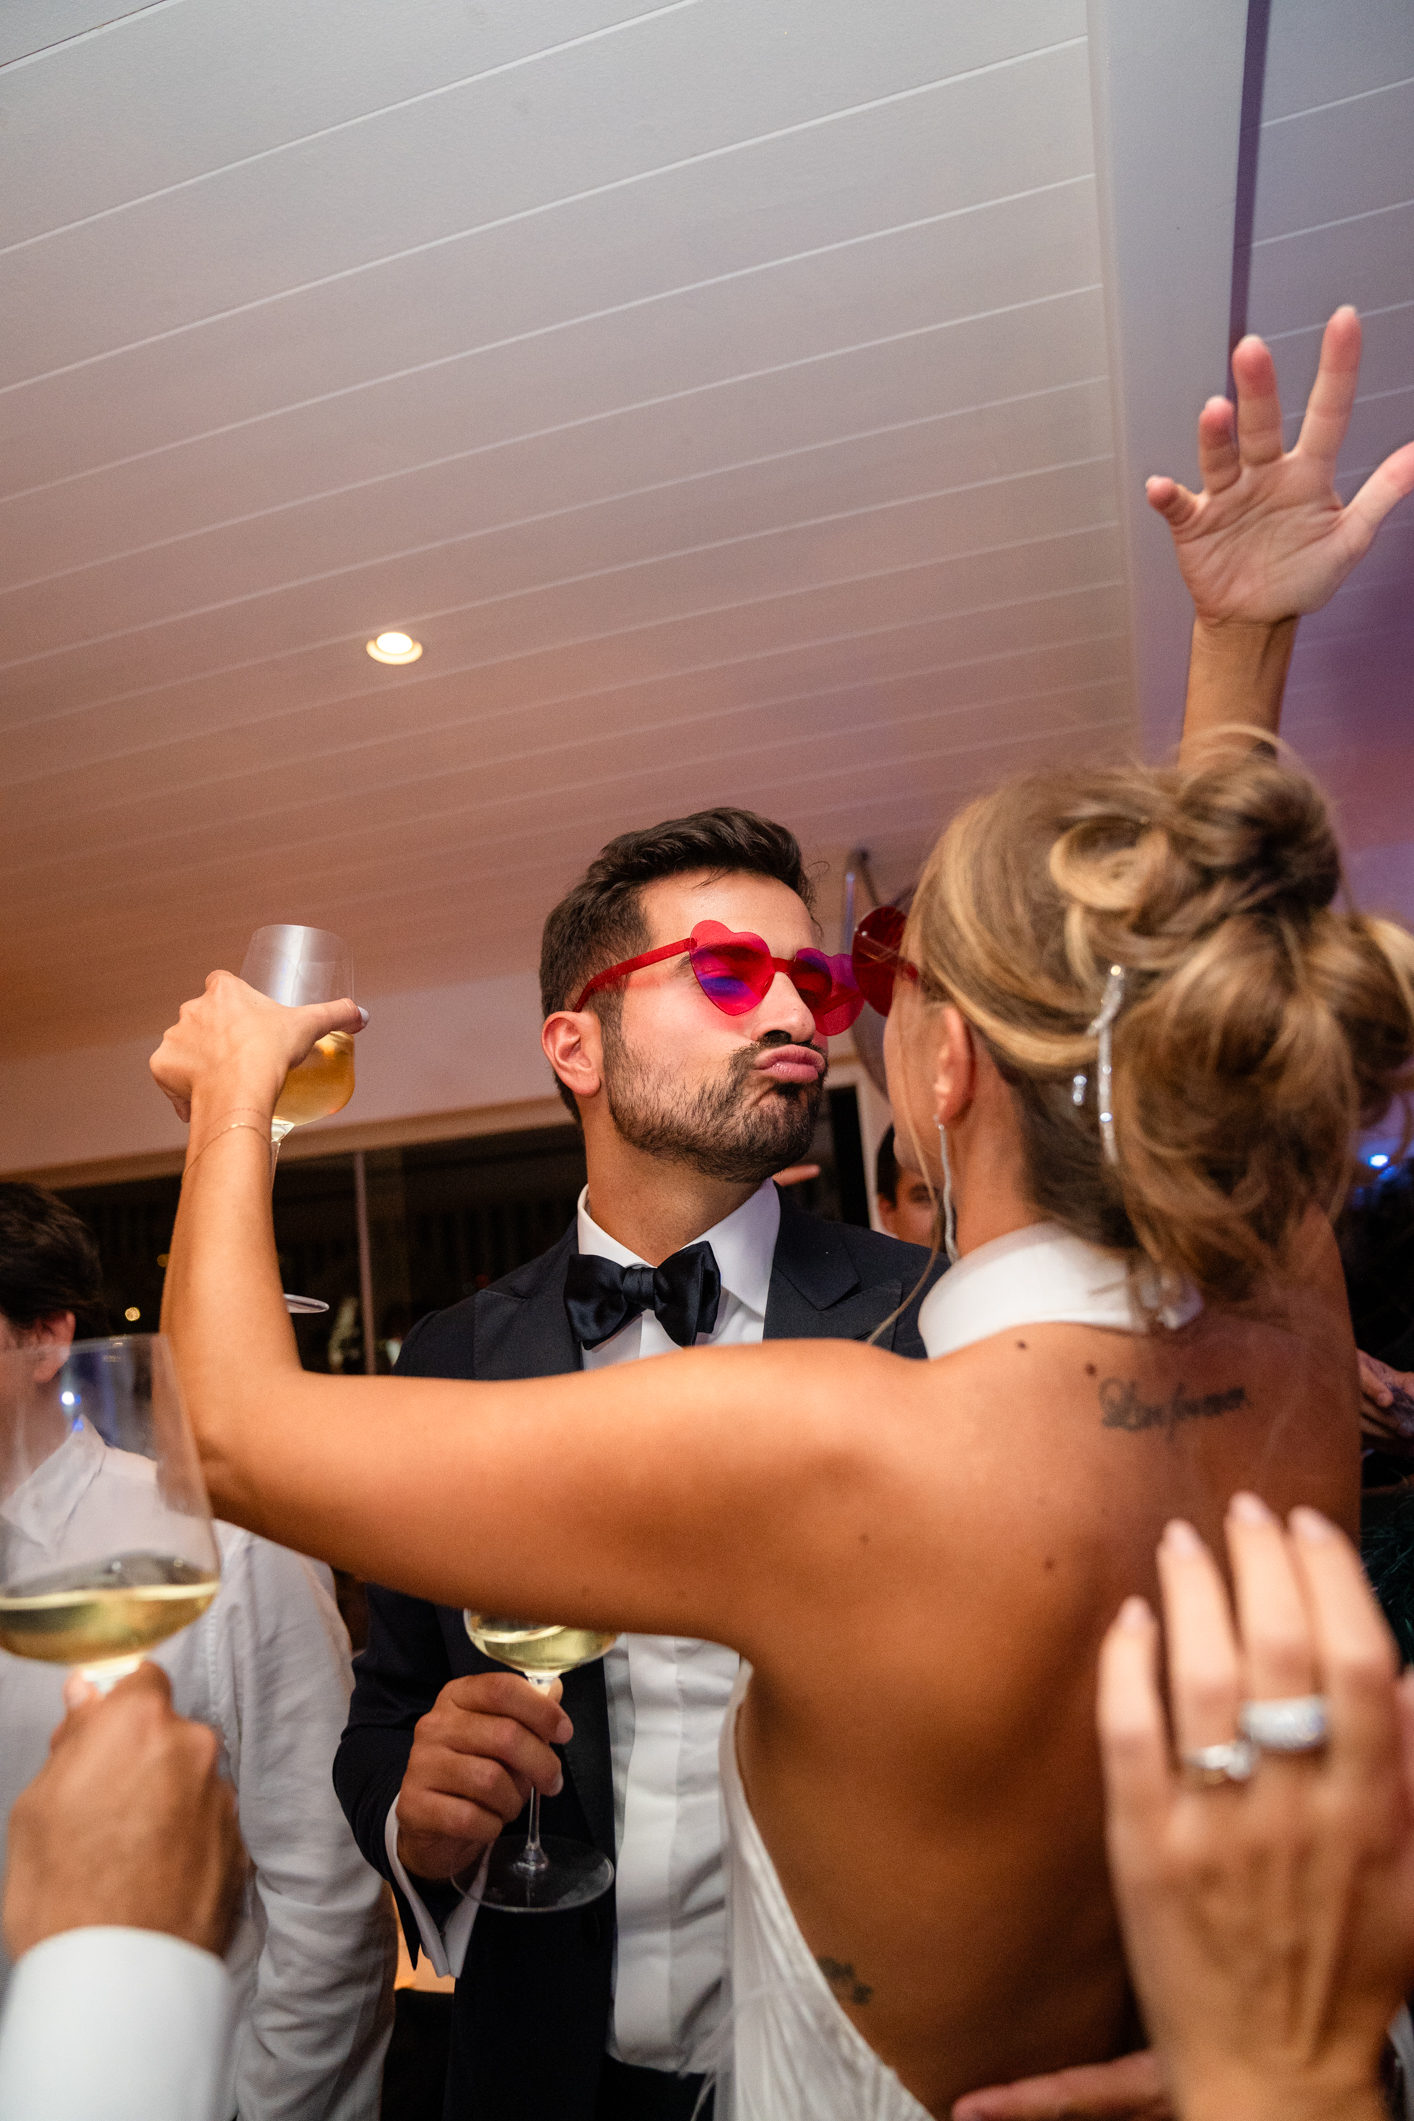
left=1287, top=1507, right=1399, bottom=1777
left=1195, top=397, right=1240, bottom=493
left=1157, top=1519, right=1239, bottom=1753
left=1097, top=1597, right=1170, bottom=1834
left=1230, top=333, right=1285, bottom=465
left=1293, top=305, right=1362, bottom=470
left=1225, top=1491, right=1317, bottom=1705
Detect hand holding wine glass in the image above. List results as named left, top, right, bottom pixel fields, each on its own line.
left=460, top=1615, right=618, bottom=1911
left=0, top=1337, right=221, bottom=1694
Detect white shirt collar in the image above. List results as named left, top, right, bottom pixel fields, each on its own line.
left=576, top=1180, right=780, bottom=1320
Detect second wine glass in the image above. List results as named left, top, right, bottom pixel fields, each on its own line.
left=461, top=1615, right=618, bottom=1912
left=239, top=925, right=355, bottom=1316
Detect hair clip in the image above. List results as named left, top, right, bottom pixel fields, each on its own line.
left=1086, top=965, right=1126, bottom=1165
left=1071, top=1072, right=1087, bottom=1107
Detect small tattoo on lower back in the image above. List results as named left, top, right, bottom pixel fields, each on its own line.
left=1098, top=1378, right=1248, bottom=1436
left=818, top=1955, right=873, bottom=2005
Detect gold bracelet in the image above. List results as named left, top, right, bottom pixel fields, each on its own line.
left=184, top=1111, right=272, bottom=1176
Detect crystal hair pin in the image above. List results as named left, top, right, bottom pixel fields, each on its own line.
left=1086, top=964, right=1126, bottom=1164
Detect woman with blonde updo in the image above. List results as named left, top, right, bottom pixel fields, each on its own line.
left=150, top=315, right=1414, bottom=2121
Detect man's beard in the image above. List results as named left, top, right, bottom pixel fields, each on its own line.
left=601, top=1023, right=825, bottom=1184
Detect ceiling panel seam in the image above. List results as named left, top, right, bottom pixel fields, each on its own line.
left=1253, top=193, right=1414, bottom=251
left=1263, top=293, right=1414, bottom=342
left=0, top=518, right=1123, bottom=737
left=7, top=694, right=1136, bottom=916
left=0, top=449, right=1116, bottom=672
left=0, top=157, right=1096, bottom=402
left=3, top=25, right=1085, bottom=260
left=0, top=0, right=182, bottom=75
left=1, top=626, right=1131, bottom=845
left=1, top=374, right=1112, bottom=598
left=0, top=0, right=704, bottom=247
left=1260, top=69, right=1414, bottom=131
left=0, top=209, right=1100, bottom=501
left=1, top=578, right=1126, bottom=803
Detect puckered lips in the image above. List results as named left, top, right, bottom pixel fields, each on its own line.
left=753, top=1045, right=827, bottom=1087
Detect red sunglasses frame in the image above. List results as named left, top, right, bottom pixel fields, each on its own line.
left=849, top=903, right=920, bottom=1017
left=572, top=905, right=919, bottom=1031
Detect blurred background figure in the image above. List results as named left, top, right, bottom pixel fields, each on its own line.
left=0, top=1181, right=397, bottom=2121
left=875, top=1125, right=940, bottom=1249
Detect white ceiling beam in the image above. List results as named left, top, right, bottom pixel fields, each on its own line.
left=1086, top=0, right=1255, bottom=755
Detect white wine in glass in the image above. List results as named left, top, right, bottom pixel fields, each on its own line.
left=240, top=925, right=355, bottom=1314
left=463, top=1613, right=618, bottom=1913
left=0, top=1337, right=220, bottom=1692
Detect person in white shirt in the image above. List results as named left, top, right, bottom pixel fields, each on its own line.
left=0, top=1182, right=397, bottom=2121
left=0, top=1660, right=244, bottom=2121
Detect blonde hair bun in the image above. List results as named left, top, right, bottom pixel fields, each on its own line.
left=909, top=742, right=1414, bottom=1304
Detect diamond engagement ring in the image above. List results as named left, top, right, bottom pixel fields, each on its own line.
left=1180, top=1739, right=1256, bottom=1786
left=1238, top=1695, right=1329, bottom=1753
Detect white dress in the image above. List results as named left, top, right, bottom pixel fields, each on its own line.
left=714, top=1223, right=1200, bottom=2120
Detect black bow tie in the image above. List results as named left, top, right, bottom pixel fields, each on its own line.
left=563, top=1242, right=722, bottom=1352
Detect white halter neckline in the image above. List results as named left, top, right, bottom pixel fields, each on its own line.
left=918, top=1221, right=1202, bottom=1359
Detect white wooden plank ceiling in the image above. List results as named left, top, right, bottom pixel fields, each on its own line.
left=1250, top=0, right=1414, bottom=858
left=0, top=0, right=1130, bottom=1058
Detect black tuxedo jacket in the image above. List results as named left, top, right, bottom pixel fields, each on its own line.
left=334, top=1193, right=941, bottom=2120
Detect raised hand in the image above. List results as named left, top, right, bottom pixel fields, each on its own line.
left=1150, top=307, right=1414, bottom=624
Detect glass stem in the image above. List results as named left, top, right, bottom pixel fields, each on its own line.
left=515, top=1673, right=558, bottom=1876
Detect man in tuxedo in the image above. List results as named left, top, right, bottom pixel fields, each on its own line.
left=334, top=806, right=940, bottom=2120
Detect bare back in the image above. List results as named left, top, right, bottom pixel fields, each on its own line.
left=733, top=1224, right=1358, bottom=2115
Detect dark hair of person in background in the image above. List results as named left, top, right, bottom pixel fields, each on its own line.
left=538, top=805, right=817, bottom=1120
left=0, top=1181, right=108, bottom=1339
left=875, top=1122, right=901, bottom=1205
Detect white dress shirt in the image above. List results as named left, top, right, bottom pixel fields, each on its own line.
left=0, top=1423, right=397, bottom=2121
left=389, top=1179, right=779, bottom=2075
left=0, top=1927, right=238, bottom=2121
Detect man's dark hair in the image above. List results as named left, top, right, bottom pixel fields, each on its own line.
left=0, top=1181, right=106, bottom=1336
left=875, top=1124, right=899, bottom=1205
left=540, top=807, right=815, bottom=1118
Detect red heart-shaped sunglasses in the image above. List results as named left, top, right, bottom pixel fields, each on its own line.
left=573, top=906, right=918, bottom=1034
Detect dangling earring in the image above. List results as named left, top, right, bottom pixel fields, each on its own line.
left=936, top=1120, right=960, bottom=1265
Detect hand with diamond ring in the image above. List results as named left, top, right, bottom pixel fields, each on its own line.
left=1093, top=1496, right=1414, bottom=2121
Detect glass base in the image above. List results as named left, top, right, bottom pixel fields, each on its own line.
left=283, top=1294, right=329, bottom=1315
left=475, top=1835, right=614, bottom=1914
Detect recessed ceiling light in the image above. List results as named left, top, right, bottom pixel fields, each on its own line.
left=367, top=631, right=423, bottom=664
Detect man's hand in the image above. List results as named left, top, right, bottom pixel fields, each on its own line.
left=1358, top=1349, right=1414, bottom=1450
left=953, top=2050, right=1170, bottom=2121
left=150, top=970, right=363, bottom=1127
left=1150, top=306, right=1414, bottom=625
left=3, top=1665, right=247, bottom=1962
left=396, top=1672, right=573, bottom=1882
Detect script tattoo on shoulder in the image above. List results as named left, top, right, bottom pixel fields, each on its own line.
left=1098, top=1377, right=1248, bottom=1436
left=818, top=1955, right=873, bottom=2005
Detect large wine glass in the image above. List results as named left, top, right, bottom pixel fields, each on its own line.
left=0, top=1336, right=220, bottom=1694
left=461, top=1615, right=618, bottom=1912
left=240, top=924, right=355, bottom=1317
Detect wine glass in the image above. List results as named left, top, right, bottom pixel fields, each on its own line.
left=0, top=1336, right=221, bottom=1695
left=240, top=925, right=355, bottom=1317
left=461, top=1615, right=618, bottom=1912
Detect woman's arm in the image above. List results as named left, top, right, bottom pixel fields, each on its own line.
left=1170, top=307, right=1414, bottom=763
left=1096, top=1496, right=1414, bottom=2121
left=152, top=975, right=880, bottom=1654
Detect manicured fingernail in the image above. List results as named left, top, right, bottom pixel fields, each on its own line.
left=356, top=1006, right=369, bottom=1027
left=1228, top=1491, right=1274, bottom=1526
left=1290, top=1506, right=1336, bottom=1544
left=1117, top=1595, right=1152, bottom=1631
left=1162, top=1518, right=1203, bottom=1556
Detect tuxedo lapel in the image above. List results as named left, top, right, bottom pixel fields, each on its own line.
left=764, top=1194, right=906, bottom=1344
left=472, top=1231, right=616, bottom=1860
